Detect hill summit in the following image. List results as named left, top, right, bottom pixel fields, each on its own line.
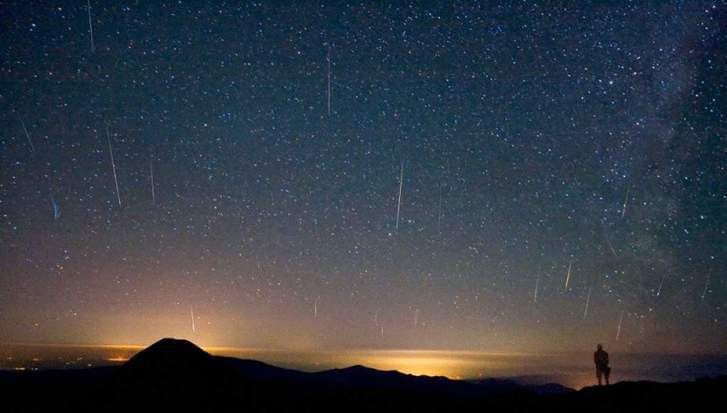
left=124, top=337, right=211, bottom=371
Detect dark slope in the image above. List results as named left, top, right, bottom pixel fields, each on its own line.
left=315, top=364, right=453, bottom=387
left=475, top=378, right=574, bottom=396
left=124, top=337, right=306, bottom=381
left=217, top=356, right=309, bottom=381
left=124, top=338, right=210, bottom=369
left=104, top=338, right=319, bottom=412
left=1, top=338, right=725, bottom=413
left=541, top=377, right=727, bottom=412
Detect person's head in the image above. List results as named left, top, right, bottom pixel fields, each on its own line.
left=597, top=344, right=603, bottom=351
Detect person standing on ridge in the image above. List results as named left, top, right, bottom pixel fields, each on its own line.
left=594, top=344, right=611, bottom=385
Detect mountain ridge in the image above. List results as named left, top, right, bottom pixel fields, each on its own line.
left=1, top=337, right=724, bottom=412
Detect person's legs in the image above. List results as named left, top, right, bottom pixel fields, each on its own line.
left=605, top=368, right=610, bottom=385
left=596, top=368, right=602, bottom=385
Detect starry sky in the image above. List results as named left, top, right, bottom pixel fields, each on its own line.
left=0, top=1, right=725, bottom=354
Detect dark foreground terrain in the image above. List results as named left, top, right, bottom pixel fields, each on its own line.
left=1, top=338, right=724, bottom=412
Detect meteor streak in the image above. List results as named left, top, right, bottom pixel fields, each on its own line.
left=583, top=286, right=593, bottom=320
left=149, top=157, right=156, bottom=204
left=190, top=306, right=196, bottom=333
left=702, top=270, right=711, bottom=301
left=327, top=44, right=331, bottom=116
left=656, top=275, right=665, bottom=297
left=20, top=118, right=34, bottom=152
left=48, top=177, right=60, bottom=219
left=564, top=261, right=572, bottom=290
left=437, top=182, right=443, bottom=234
left=50, top=194, right=60, bottom=220
left=395, top=160, right=404, bottom=231
left=106, top=126, right=121, bottom=206
left=616, top=310, right=625, bottom=340
left=87, top=0, right=95, bottom=53
left=606, top=240, right=618, bottom=257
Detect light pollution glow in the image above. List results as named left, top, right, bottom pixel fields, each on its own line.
left=4, top=341, right=726, bottom=390
left=0, top=341, right=584, bottom=387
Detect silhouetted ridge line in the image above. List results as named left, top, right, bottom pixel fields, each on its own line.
left=4, top=338, right=724, bottom=413
left=123, top=337, right=211, bottom=370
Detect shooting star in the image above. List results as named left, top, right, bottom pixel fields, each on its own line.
left=106, top=126, right=121, bottom=206
left=606, top=239, right=618, bottom=257
left=50, top=193, right=60, bottom=220
left=190, top=306, right=196, bottom=333
left=47, top=177, right=60, bottom=219
left=313, top=296, right=320, bottom=319
left=583, top=285, right=593, bottom=320
left=534, top=275, right=540, bottom=304
left=616, top=310, right=625, bottom=340
left=149, top=157, right=156, bottom=204
left=20, top=118, right=35, bottom=152
left=327, top=44, right=332, bottom=116
left=621, top=186, right=629, bottom=218
left=656, top=274, right=666, bottom=297
left=395, top=160, right=404, bottom=231
left=87, top=0, right=95, bottom=53
left=701, top=270, right=711, bottom=301
left=564, top=261, right=573, bottom=291
left=437, top=182, right=443, bottom=234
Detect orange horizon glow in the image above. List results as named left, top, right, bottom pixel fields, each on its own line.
left=3, top=341, right=718, bottom=390
left=3, top=340, right=722, bottom=357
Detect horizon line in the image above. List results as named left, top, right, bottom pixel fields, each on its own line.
left=1, top=340, right=725, bottom=357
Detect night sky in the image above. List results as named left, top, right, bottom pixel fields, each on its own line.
left=1, top=1, right=725, bottom=355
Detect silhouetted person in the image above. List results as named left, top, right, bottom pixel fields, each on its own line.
left=594, top=344, right=610, bottom=385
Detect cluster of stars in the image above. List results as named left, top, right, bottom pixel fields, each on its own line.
left=0, top=1, right=724, bottom=355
